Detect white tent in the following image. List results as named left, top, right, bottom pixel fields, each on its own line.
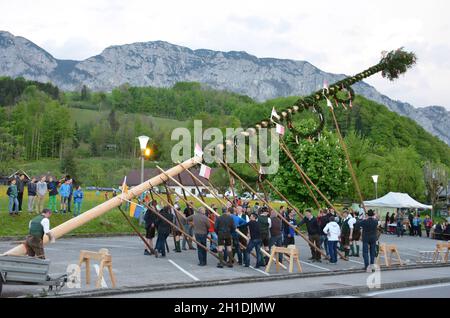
left=364, top=192, right=432, bottom=210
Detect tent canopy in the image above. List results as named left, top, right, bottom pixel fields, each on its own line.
left=364, top=192, right=432, bottom=210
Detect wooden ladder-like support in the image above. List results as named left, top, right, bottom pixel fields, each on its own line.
left=432, top=242, right=450, bottom=263
left=265, top=245, right=302, bottom=273
left=376, top=244, right=403, bottom=267
left=78, top=248, right=117, bottom=288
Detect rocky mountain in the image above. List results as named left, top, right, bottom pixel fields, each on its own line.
left=1, top=30, right=449, bottom=145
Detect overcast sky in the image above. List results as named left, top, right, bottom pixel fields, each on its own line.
left=0, top=0, right=448, bottom=109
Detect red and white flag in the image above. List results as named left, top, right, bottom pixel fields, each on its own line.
left=276, top=123, right=285, bottom=135
left=271, top=107, right=280, bottom=121
left=199, top=164, right=212, bottom=179
left=326, top=97, right=333, bottom=109
left=194, top=143, right=203, bottom=157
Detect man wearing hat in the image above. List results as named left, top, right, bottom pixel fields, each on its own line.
left=355, top=209, right=379, bottom=272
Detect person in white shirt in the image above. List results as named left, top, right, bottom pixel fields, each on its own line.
left=323, top=217, right=341, bottom=264
left=25, top=208, right=55, bottom=259
left=341, top=209, right=356, bottom=259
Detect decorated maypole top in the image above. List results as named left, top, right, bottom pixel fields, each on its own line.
left=248, top=48, right=417, bottom=141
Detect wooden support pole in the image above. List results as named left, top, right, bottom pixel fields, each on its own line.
left=3, top=156, right=202, bottom=256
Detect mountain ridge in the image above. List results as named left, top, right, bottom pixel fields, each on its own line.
left=1, top=30, right=449, bottom=145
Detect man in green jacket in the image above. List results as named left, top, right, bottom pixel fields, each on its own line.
left=25, top=208, right=56, bottom=259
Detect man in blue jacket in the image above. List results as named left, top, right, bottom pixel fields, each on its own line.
left=59, top=180, right=71, bottom=214
left=230, top=206, right=248, bottom=265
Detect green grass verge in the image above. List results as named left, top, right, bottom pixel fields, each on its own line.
left=0, top=185, right=284, bottom=237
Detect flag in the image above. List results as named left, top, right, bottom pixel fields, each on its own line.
left=276, top=123, right=285, bottom=135
left=259, top=166, right=266, bottom=175
left=326, top=98, right=333, bottom=109
left=121, top=176, right=128, bottom=195
left=271, top=107, right=280, bottom=121
left=199, top=164, right=212, bottom=179
left=129, top=202, right=137, bottom=217
left=134, top=205, right=144, bottom=220
left=194, top=143, right=203, bottom=157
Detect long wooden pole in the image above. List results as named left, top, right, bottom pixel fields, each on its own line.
left=3, top=156, right=202, bottom=256
left=156, top=165, right=287, bottom=269
left=217, top=158, right=330, bottom=260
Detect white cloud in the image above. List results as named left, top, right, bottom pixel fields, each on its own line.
left=0, top=0, right=448, bottom=109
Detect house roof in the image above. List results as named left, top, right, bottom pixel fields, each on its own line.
left=123, top=167, right=217, bottom=187
left=7, top=170, right=31, bottom=180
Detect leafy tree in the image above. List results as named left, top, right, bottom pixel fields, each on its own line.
left=423, top=161, right=448, bottom=215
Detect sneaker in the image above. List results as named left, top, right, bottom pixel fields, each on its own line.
left=144, top=250, right=151, bottom=256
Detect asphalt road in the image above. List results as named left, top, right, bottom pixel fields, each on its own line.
left=361, top=283, right=450, bottom=298
left=0, top=233, right=447, bottom=297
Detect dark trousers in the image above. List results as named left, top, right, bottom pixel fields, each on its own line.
left=363, top=240, right=377, bottom=269
left=328, top=241, right=338, bottom=263
left=396, top=223, right=404, bottom=237
left=17, top=191, right=24, bottom=211
left=244, top=239, right=263, bottom=267
left=309, top=234, right=321, bottom=260
left=232, top=233, right=242, bottom=263
left=321, top=234, right=329, bottom=255
left=269, top=235, right=283, bottom=262
left=195, top=234, right=207, bottom=265
left=425, top=227, right=431, bottom=238
left=155, top=232, right=169, bottom=256
left=68, top=194, right=73, bottom=212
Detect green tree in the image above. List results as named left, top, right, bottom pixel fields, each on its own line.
left=270, top=128, right=350, bottom=209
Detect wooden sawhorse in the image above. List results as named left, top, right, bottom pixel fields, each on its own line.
left=265, top=245, right=302, bottom=273
left=376, top=244, right=403, bottom=267
left=78, top=248, right=117, bottom=288
left=432, top=242, right=450, bottom=263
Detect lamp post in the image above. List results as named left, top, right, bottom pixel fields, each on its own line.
left=372, top=175, right=379, bottom=199
left=138, top=136, right=150, bottom=184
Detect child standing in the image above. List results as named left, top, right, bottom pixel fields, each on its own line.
left=59, top=180, right=71, bottom=214
left=73, top=185, right=84, bottom=217
left=47, top=177, right=59, bottom=213
left=7, top=179, right=19, bottom=216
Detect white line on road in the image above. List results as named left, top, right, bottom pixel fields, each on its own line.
left=364, top=283, right=450, bottom=297
left=348, top=259, right=365, bottom=265
left=93, top=264, right=108, bottom=288
left=54, top=241, right=141, bottom=250
left=249, top=266, right=270, bottom=276
left=300, top=261, right=331, bottom=271
left=168, top=259, right=200, bottom=281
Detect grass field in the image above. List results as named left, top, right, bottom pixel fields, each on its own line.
left=69, top=108, right=188, bottom=131
left=0, top=185, right=284, bottom=237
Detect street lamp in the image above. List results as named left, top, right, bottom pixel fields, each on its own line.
left=138, top=136, right=150, bottom=184
left=372, top=175, right=379, bottom=199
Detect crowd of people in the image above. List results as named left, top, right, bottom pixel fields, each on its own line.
left=384, top=210, right=450, bottom=240
left=6, top=174, right=84, bottom=217
left=141, top=199, right=383, bottom=272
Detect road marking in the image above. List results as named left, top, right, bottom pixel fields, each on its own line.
left=348, top=259, right=365, bottom=265
left=93, top=264, right=108, bottom=288
left=249, top=266, right=270, bottom=276
left=364, top=283, right=450, bottom=297
left=168, top=259, right=200, bottom=281
left=55, top=241, right=141, bottom=250
left=300, top=261, right=331, bottom=271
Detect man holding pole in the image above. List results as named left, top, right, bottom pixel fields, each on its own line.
left=25, top=208, right=55, bottom=259
left=215, top=207, right=236, bottom=268
left=186, top=207, right=211, bottom=266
